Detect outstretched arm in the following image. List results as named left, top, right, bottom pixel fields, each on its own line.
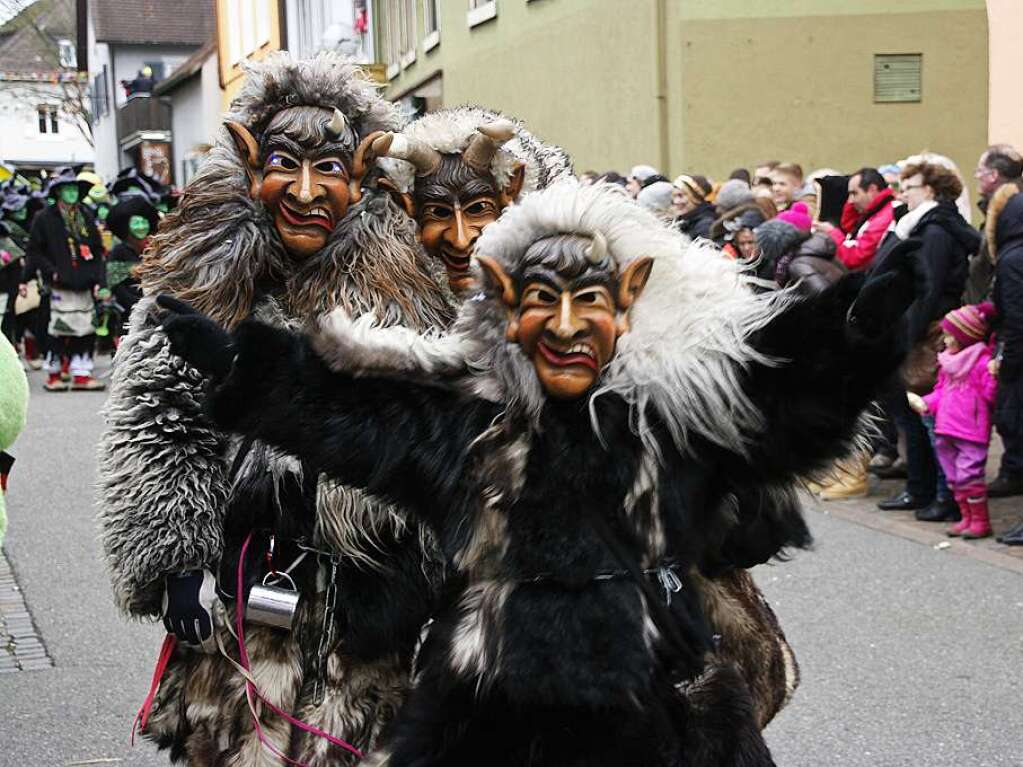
left=161, top=301, right=492, bottom=521
left=738, top=241, right=920, bottom=484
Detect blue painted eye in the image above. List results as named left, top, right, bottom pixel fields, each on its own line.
left=316, top=159, right=345, bottom=175
left=267, top=152, right=298, bottom=170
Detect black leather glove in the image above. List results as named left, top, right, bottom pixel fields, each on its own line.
left=157, top=294, right=235, bottom=380
left=162, top=569, right=218, bottom=652
left=847, top=238, right=922, bottom=340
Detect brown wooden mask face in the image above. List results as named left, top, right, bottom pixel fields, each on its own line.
left=225, top=110, right=386, bottom=261
left=401, top=155, right=524, bottom=295
left=478, top=244, right=653, bottom=400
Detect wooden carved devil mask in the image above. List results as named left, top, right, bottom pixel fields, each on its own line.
left=226, top=107, right=388, bottom=260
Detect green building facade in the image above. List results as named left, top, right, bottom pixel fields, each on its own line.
left=376, top=0, right=988, bottom=194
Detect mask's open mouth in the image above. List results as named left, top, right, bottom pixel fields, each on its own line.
left=280, top=201, right=333, bottom=231
left=440, top=248, right=471, bottom=273
left=538, top=341, right=598, bottom=372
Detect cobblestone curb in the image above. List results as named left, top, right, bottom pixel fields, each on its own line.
left=0, top=547, right=52, bottom=672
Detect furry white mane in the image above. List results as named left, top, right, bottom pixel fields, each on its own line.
left=315, top=181, right=792, bottom=456
left=378, top=106, right=573, bottom=195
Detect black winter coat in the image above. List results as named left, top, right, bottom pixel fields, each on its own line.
left=994, top=192, right=1023, bottom=382
left=188, top=272, right=912, bottom=767
left=677, top=202, right=716, bottom=241
left=871, top=201, right=980, bottom=344
left=26, top=204, right=105, bottom=291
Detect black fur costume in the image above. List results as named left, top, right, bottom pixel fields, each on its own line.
left=161, top=182, right=919, bottom=766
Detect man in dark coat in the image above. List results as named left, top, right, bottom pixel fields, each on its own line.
left=964, top=144, right=1023, bottom=304
left=988, top=187, right=1023, bottom=525
left=26, top=168, right=106, bottom=391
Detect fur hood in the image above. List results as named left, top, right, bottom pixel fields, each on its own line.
left=137, top=52, right=455, bottom=331
left=225, top=51, right=402, bottom=139
left=378, top=105, right=573, bottom=195
left=985, top=179, right=1023, bottom=262
left=314, top=181, right=791, bottom=458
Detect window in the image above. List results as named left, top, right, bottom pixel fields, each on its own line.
left=92, top=67, right=110, bottom=118
left=378, top=0, right=407, bottom=78
left=399, top=0, right=416, bottom=67
left=37, top=105, right=59, bottom=134
left=423, top=0, right=439, bottom=51
left=58, top=38, right=76, bottom=69
left=467, top=0, right=496, bottom=28
left=874, top=54, right=922, bottom=103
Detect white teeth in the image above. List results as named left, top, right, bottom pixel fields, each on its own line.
left=565, top=343, right=594, bottom=356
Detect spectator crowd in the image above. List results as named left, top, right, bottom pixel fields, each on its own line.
left=580, top=145, right=1023, bottom=548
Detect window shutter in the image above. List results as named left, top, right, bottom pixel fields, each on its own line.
left=874, top=54, right=922, bottom=103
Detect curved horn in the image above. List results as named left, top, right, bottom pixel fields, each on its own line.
left=586, top=231, right=608, bottom=265
left=371, top=131, right=395, bottom=158
left=384, top=133, right=442, bottom=176
left=462, top=119, right=516, bottom=173
left=325, top=108, right=347, bottom=140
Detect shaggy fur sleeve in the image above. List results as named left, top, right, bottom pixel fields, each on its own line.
left=97, top=303, right=231, bottom=617
left=208, top=320, right=490, bottom=521
left=739, top=274, right=904, bottom=483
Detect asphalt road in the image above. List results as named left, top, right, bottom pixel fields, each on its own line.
left=1, top=354, right=1021, bottom=766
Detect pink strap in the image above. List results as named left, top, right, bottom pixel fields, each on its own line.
left=131, top=632, right=178, bottom=745
left=236, top=532, right=364, bottom=763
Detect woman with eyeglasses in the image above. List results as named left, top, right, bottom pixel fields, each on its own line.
left=870, top=161, right=982, bottom=521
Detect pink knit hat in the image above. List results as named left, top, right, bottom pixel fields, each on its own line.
left=776, top=202, right=812, bottom=231
left=941, top=302, right=996, bottom=347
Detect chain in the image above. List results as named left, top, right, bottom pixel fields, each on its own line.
left=313, top=554, right=339, bottom=705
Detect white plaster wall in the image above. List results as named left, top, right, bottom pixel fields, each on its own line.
left=0, top=82, right=95, bottom=167
left=987, top=0, right=1023, bottom=149
left=89, top=38, right=119, bottom=180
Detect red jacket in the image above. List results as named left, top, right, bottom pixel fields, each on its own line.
left=830, top=189, right=896, bottom=271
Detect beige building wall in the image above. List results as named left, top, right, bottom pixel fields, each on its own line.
left=383, top=0, right=662, bottom=175
left=986, top=0, right=1023, bottom=149
left=382, top=0, right=989, bottom=193
left=671, top=6, right=988, bottom=187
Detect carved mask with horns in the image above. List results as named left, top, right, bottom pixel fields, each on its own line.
left=375, top=120, right=526, bottom=294
left=226, top=106, right=391, bottom=260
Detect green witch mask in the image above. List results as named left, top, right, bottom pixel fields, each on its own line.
left=128, top=214, right=151, bottom=240
left=58, top=185, right=80, bottom=205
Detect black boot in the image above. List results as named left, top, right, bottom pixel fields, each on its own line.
left=915, top=497, right=961, bottom=522
left=877, top=491, right=933, bottom=511
left=997, top=519, right=1023, bottom=545
left=988, top=473, right=1023, bottom=498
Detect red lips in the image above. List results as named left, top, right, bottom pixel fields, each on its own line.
left=279, top=202, right=333, bottom=231
left=537, top=342, right=599, bottom=372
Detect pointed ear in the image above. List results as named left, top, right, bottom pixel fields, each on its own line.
left=476, top=254, right=518, bottom=308
left=225, top=121, right=261, bottom=196
left=617, top=256, right=654, bottom=311
left=500, top=163, right=526, bottom=207
left=377, top=176, right=415, bottom=218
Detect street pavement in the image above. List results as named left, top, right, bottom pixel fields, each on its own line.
left=1, top=353, right=1022, bottom=766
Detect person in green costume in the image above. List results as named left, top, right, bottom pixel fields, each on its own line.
left=0, top=331, right=29, bottom=546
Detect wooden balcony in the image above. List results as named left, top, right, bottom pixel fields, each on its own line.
left=117, top=95, right=172, bottom=150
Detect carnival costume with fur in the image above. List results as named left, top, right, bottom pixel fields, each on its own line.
left=159, top=182, right=922, bottom=766
left=376, top=107, right=799, bottom=729
left=97, top=54, right=455, bottom=765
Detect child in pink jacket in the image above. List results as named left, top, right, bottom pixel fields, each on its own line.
left=913, top=303, right=998, bottom=538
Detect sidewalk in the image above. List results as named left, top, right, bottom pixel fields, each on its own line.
left=812, top=440, right=1023, bottom=575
